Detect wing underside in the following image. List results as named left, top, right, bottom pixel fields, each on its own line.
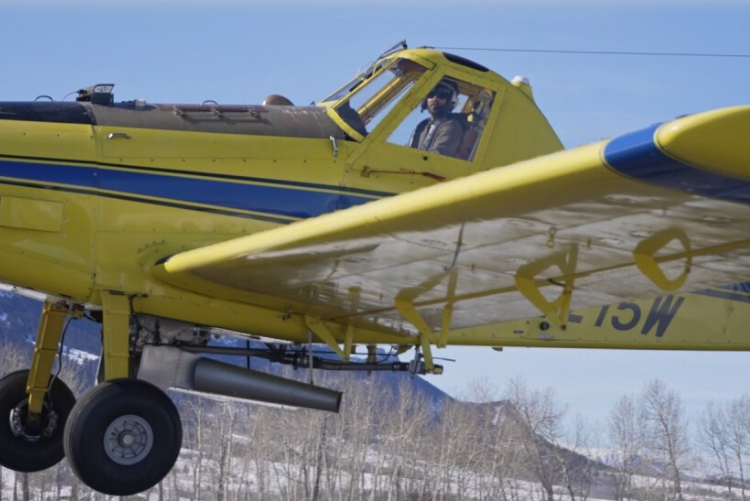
left=154, top=106, right=750, bottom=339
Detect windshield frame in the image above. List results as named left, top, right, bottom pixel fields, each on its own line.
left=319, top=60, right=389, bottom=106
left=321, top=54, right=433, bottom=141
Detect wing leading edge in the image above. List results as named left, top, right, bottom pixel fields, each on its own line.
left=154, top=106, right=750, bottom=339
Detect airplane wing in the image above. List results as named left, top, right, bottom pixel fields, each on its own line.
left=154, top=106, right=750, bottom=337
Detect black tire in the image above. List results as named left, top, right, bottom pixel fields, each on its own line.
left=64, top=379, right=182, bottom=496
left=0, top=370, right=76, bottom=472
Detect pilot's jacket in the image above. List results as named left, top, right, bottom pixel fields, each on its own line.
left=409, top=115, right=465, bottom=157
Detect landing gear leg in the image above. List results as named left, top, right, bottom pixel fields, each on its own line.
left=63, top=291, right=183, bottom=496
left=27, top=301, right=70, bottom=418
left=0, top=300, right=76, bottom=472
left=100, top=291, right=132, bottom=380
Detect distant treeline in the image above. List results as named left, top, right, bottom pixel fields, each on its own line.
left=1, top=340, right=749, bottom=501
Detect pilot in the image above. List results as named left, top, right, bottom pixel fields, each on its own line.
left=409, top=79, right=464, bottom=158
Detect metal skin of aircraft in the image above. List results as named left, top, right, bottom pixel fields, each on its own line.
left=1, top=42, right=750, bottom=495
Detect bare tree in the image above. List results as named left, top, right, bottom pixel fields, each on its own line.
left=459, top=379, right=527, bottom=501
left=181, top=398, right=207, bottom=501
left=555, top=414, right=596, bottom=501
left=245, top=405, right=276, bottom=501
left=726, top=395, right=750, bottom=501
left=609, top=395, right=645, bottom=501
left=699, top=395, right=750, bottom=501
left=505, top=377, right=566, bottom=501
left=639, top=379, right=690, bottom=501
left=20, top=473, right=28, bottom=501
left=216, top=403, right=237, bottom=501
left=698, top=402, right=735, bottom=496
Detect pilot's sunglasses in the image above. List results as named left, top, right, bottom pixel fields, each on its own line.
left=427, top=89, right=453, bottom=99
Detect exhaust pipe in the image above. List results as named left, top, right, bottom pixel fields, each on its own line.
left=138, top=345, right=341, bottom=413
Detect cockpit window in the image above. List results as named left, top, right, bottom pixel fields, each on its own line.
left=322, top=58, right=428, bottom=139
left=387, top=78, right=495, bottom=161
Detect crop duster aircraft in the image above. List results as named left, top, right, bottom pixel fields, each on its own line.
left=1, top=41, right=750, bottom=495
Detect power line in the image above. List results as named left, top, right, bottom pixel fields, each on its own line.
left=430, top=46, right=750, bottom=59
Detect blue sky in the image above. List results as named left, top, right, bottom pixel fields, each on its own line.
left=2, top=0, right=750, bottom=426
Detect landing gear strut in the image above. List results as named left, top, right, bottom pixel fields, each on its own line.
left=1, top=295, right=183, bottom=496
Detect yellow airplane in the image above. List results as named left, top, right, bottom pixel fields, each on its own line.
left=1, top=41, right=749, bottom=495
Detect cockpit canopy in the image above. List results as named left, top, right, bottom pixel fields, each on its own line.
left=320, top=57, right=429, bottom=137
left=318, top=48, right=497, bottom=162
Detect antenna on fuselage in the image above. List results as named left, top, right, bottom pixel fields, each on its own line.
left=378, top=40, right=408, bottom=60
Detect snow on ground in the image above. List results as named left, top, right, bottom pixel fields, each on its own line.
left=64, top=347, right=99, bottom=364
left=1, top=458, right=740, bottom=501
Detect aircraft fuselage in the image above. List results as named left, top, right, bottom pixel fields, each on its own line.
left=0, top=100, right=382, bottom=340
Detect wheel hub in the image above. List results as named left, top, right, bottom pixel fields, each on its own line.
left=104, top=415, right=154, bottom=465
left=9, top=400, right=58, bottom=442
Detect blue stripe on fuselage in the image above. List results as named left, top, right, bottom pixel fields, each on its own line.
left=693, top=281, right=750, bottom=304
left=603, top=124, right=750, bottom=204
left=0, top=159, right=377, bottom=219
